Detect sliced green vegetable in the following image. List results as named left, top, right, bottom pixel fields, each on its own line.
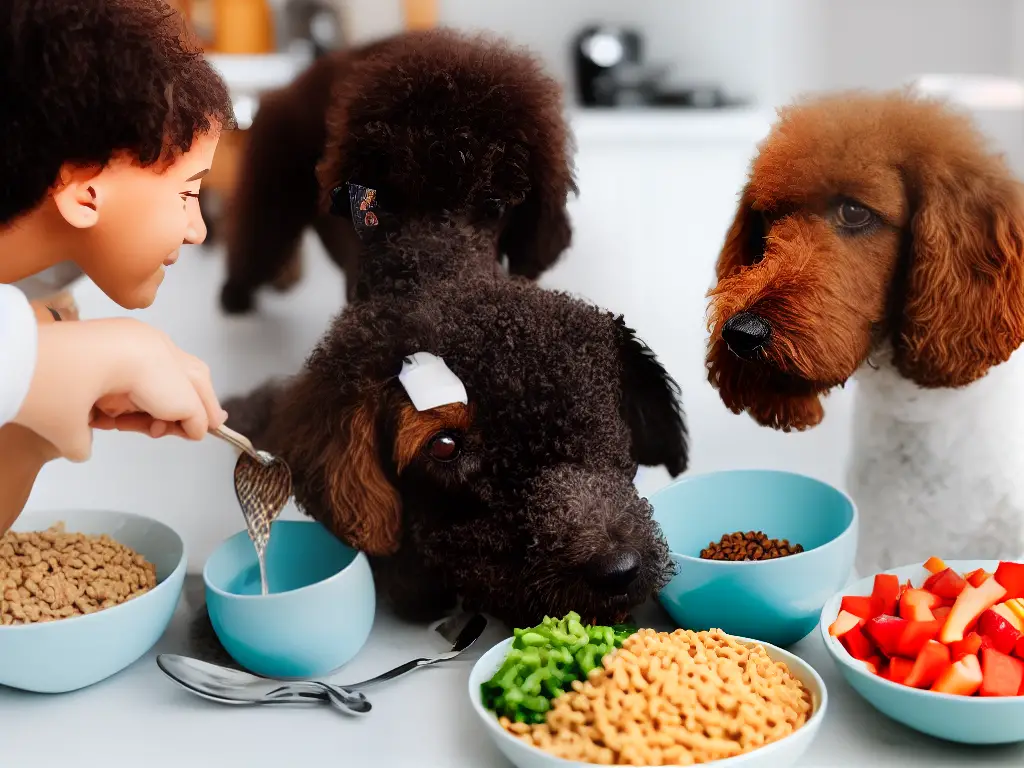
left=480, top=611, right=637, bottom=723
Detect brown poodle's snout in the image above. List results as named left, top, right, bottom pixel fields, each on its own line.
left=720, top=311, right=772, bottom=360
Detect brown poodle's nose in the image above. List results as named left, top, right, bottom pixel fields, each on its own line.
left=722, top=312, right=771, bottom=359
left=584, top=550, right=641, bottom=592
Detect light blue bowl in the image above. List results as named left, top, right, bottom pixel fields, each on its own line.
left=821, top=559, right=1024, bottom=745
left=203, top=520, right=375, bottom=679
left=470, top=635, right=828, bottom=767
left=651, top=469, right=857, bottom=647
left=0, top=509, right=187, bottom=693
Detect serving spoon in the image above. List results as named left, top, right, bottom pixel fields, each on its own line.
left=211, top=425, right=292, bottom=596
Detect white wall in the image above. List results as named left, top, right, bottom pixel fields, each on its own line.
left=334, top=0, right=1022, bottom=109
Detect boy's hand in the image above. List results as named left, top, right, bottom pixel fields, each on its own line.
left=13, top=318, right=227, bottom=462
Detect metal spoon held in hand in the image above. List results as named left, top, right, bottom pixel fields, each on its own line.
left=211, top=425, right=292, bottom=596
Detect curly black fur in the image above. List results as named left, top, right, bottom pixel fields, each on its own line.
left=1, top=0, right=234, bottom=225
left=220, top=28, right=576, bottom=314
left=224, top=219, right=688, bottom=629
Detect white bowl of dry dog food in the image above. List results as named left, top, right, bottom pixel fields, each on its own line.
left=469, top=614, right=827, bottom=767
left=0, top=509, right=186, bottom=693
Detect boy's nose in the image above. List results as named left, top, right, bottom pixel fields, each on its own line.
left=184, top=198, right=208, bottom=245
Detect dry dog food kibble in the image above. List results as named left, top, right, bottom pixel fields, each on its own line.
left=502, top=628, right=812, bottom=766
left=700, top=530, right=804, bottom=561
left=0, top=523, right=157, bottom=626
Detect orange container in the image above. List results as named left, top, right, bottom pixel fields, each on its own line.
left=402, top=0, right=437, bottom=30
left=212, top=0, right=275, bottom=54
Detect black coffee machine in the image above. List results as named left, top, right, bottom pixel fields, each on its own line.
left=573, top=25, right=645, bottom=107
left=573, top=24, right=734, bottom=109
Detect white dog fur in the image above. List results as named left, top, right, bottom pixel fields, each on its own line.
left=848, top=343, right=1024, bottom=575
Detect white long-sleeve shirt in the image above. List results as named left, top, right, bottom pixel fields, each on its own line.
left=0, top=284, right=38, bottom=426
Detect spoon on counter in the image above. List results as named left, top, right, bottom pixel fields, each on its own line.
left=156, top=612, right=487, bottom=713
left=156, top=654, right=372, bottom=716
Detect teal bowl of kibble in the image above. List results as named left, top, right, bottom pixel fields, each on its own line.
left=469, top=613, right=828, bottom=767
left=0, top=509, right=187, bottom=693
left=650, top=469, right=858, bottom=647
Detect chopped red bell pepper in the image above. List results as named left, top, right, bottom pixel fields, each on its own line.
left=923, top=568, right=968, bottom=600
left=994, top=561, right=1024, bottom=600
left=894, top=620, right=940, bottom=658
left=870, top=574, right=901, bottom=619
left=863, top=656, right=883, bottom=676
left=932, top=605, right=952, bottom=621
left=839, top=625, right=876, bottom=661
left=966, top=569, right=993, bottom=588
left=950, top=631, right=988, bottom=661
left=840, top=595, right=875, bottom=621
left=991, top=602, right=1023, bottom=631
left=904, top=640, right=951, bottom=689
left=864, top=615, right=908, bottom=658
left=887, top=656, right=914, bottom=685
left=939, top=577, right=1008, bottom=644
left=1015, top=635, right=1024, bottom=660
left=979, top=647, right=1024, bottom=697
left=899, top=588, right=941, bottom=621
left=923, top=556, right=946, bottom=574
left=829, top=610, right=864, bottom=639
left=978, top=608, right=1022, bottom=655
left=931, top=654, right=983, bottom=696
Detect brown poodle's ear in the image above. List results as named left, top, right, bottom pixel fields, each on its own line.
left=896, top=168, right=1024, bottom=387
left=715, top=184, right=765, bottom=281
left=499, top=158, right=576, bottom=280
left=615, top=316, right=688, bottom=476
left=264, top=377, right=403, bottom=557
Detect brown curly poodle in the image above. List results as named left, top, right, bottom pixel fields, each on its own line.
left=220, top=28, right=576, bottom=313
left=705, top=89, right=1024, bottom=431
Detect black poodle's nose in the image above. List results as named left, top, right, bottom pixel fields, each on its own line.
left=584, top=550, right=641, bottom=593
left=721, top=312, right=771, bottom=359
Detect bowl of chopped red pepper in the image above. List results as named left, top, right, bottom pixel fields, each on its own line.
left=820, top=556, right=1024, bottom=744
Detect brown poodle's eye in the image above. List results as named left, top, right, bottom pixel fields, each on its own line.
left=835, top=200, right=874, bottom=229
left=426, top=431, right=462, bottom=462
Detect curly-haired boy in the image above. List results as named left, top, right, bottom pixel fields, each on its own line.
left=0, top=0, right=237, bottom=531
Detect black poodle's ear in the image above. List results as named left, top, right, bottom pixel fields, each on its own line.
left=498, top=127, right=577, bottom=281
left=499, top=188, right=574, bottom=280
left=614, top=316, right=688, bottom=477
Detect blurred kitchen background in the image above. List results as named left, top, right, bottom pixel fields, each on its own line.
left=27, top=0, right=1024, bottom=568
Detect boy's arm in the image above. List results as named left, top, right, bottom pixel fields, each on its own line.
left=0, top=423, right=58, bottom=535
left=0, top=293, right=65, bottom=535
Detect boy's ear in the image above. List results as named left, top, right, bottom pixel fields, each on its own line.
left=614, top=316, right=689, bottom=477
left=51, top=164, right=103, bottom=229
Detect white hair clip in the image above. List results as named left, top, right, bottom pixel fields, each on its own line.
left=398, top=352, right=468, bottom=411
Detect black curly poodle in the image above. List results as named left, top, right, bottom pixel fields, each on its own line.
left=224, top=217, right=688, bottom=628
left=220, top=27, right=576, bottom=314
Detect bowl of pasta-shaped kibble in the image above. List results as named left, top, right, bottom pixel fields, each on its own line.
left=469, top=613, right=827, bottom=767
left=0, top=509, right=187, bottom=693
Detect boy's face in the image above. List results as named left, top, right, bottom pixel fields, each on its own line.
left=71, top=129, right=221, bottom=309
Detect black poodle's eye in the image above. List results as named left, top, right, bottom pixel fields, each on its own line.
left=835, top=200, right=875, bottom=229
left=482, top=198, right=506, bottom=220
left=426, top=431, right=462, bottom=462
